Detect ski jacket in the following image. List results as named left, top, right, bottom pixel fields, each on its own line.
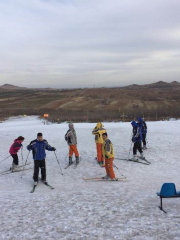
left=27, top=139, right=54, bottom=160
left=137, top=117, right=147, bottom=134
left=65, top=129, right=77, bottom=145
left=102, top=138, right=114, bottom=159
left=9, top=139, right=22, bottom=154
left=92, top=123, right=106, bottom=144
left=131, top=121, right=142, bottom=142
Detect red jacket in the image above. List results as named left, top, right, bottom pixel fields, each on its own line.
left=9, top=139, right=22, bottom=154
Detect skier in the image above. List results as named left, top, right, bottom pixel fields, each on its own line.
left=27, top=133, right=56, bottom=186
left=65, top=122, right=79, bottom=165
left=102, top=132, right=117, bottom=180
left=137, top=117, right=147, bottom=149
left=92, top=122, right=106, bottom=166
left=9, top=136, right=25, bottom=171
left=131, top=120, right=144, bottom=161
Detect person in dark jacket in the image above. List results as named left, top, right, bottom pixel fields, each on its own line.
left=131, top=121, right=144, bottom=161
left=137, top=117, right=147, bottom=149
left=9, top=136, right=25, bottom=171
left=27, top=133, right=56, bottom=185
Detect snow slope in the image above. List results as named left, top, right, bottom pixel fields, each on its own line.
left=0, top=116, right=180, bottom=240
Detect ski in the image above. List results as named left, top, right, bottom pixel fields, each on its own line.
left=30, top=185, right=37, bottom=193
left=137, top=156, right=151, bottom=164
left=64, top=162, right=74, bottom=169
left=43, top=182, right=54, bottom=189
left=38, top=178, right=54, bottom=189
left=83, top=177, right=126, bottom=182
left=73, top=162, right=79, bottom=169
left=1, top=167, right=33, bottom=175
left=115, top=158, right=151, bottom=165
left=0, top=162, right=31, bottom=174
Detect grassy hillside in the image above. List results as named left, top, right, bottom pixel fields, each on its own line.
left=0, top=81, right=180, bottom=122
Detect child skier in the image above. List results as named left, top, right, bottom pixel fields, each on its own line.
left=27, top=133, right=56, bottom=186
left=131, top=120, right=144, bottom=161
left=9, top=136, right=25, bottom=171
left=65, top=122, right=79, bottom=165
left=102, top=132, right=117, bottom=181
left=92, top=122, right=106, bottom=166
left=137, top=117, right=147, bottom=149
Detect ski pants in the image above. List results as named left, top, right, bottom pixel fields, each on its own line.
left=142, top=133, right=146, bottom=146
left=105, top=158, right=115, bottom=179
left=33, top=159, right=46, bottom=182
left=133, top=141, right=143, bottom=155
left=11, top=154, right=19, bottom=165
left=69, top=145, right=79, bottom=157
left=96, top=143, right=104, bottom=162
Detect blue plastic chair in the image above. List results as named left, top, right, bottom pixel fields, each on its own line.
left=157, top=183, right=180, bottom=213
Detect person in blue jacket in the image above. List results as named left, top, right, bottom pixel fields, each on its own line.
left=131, top=121, right=144, bottom=161
left=137, top=117, right=147, bottom=149
left=27, top=133, right=56, bottom=185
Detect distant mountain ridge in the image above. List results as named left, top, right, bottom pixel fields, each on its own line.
left=0, top=81, right=180, bottom=90
left=0, top=84, right=27, bottom=90
left=124, top=81, right=180, bottom=89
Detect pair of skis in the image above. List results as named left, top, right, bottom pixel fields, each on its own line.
left=115, top=157, right=151, bottom=165
left=0, top=163, right=32, bottom=175
left=30, top=179, right=54, bottom=193
left=64, top=160, right=80, bottom=169
left=83, top=176, right=127, bottom=182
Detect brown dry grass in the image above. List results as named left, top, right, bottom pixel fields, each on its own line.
left=0, top=82, right=180, bottom=122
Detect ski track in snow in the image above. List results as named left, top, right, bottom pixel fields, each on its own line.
left=0, top=116, right=180, bottom=240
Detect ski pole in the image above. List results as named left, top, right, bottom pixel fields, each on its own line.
left=65, top=152, right=69, bottom=162
left=0, top=155, right=11, bottom=164
left=113, top=163, right=126, bottom=178
left=127, top=141, right=133, bottom=161
left=21, top=147, right=24, bottom=166
left=54, top=151, right=63, bottom=175
left=21, top=151, right=30, bottom=178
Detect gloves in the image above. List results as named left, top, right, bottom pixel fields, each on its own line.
left=132, top=137, right=136, bottom=143
left=52, top=147, right=56, bottom=151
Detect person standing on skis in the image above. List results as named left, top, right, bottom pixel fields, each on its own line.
left=92, top=122, right=106, bottom=166
left=131, top=120, right=144, bottom=161
left=65, top=122, right=79, bottom=165
left=137, top=117, right=147, bottom=149
left=27, top=133, right=56, bottom=186
left=102, top=132, right=117, bottom=181
left=9, top=136, right=25, bottom=171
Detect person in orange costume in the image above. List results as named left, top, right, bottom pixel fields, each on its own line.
left=102, top=132, right=117, bottom=180
left=65, top=122, right=79, bottom=165
left=92, top=122, right=106, bottom=166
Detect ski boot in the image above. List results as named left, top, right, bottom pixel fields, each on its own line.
left=143, top=145, right=147, bottom=150
left=34, top=181, right=38, bottom=186
left=110, top=178, right=118, bottom=181
left=99, top=161, right=104, bottom=167
left=131, top=155, right=138, bottom=161
left=76, top=156, right=79, bottom=165
left=102, top=175, right=110, bottom=180
left=139, top=153, right=145, bottom=160
left=41, top=178, right=47, bottom=184
left=69, top=157, right=73, bottom=165
left=12, top=164, right=20, bottom=172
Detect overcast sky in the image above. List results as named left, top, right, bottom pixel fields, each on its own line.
left=0, top=0, right=180, bottom=88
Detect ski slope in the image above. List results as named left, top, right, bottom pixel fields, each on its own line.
left=0, top=116, right=180, bottom=240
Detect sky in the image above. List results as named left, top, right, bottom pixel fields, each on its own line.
left=0, top=0, right=180, bottom=88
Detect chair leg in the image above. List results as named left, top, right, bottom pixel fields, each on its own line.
left=159, top=197, right=166, bottom=213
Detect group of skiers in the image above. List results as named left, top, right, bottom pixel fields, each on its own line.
left=8, top=117, right=147, bottom=185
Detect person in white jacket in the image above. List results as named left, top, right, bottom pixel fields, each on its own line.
left=65, top=122, right=79, bottom=165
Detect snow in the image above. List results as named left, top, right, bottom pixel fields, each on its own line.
left=0, top=116, right=180, bottom=240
